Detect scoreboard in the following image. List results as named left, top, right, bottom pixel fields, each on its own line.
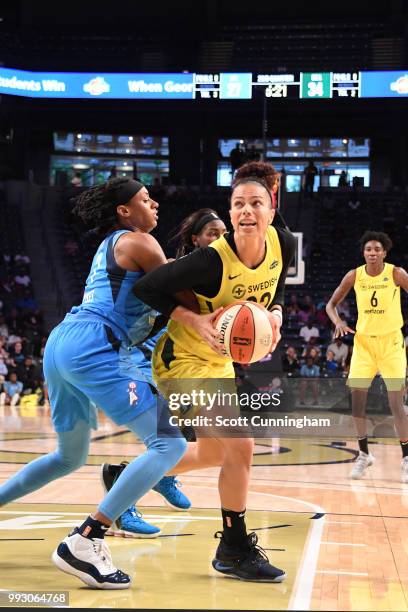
left=194, top=71, right=405, bottom=100
left=0, top=66, right=407, bottom=100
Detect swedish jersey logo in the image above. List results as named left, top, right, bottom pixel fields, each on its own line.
left=232, top=284, right=246, bottom=299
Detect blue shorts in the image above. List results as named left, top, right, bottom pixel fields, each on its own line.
left=43, top=320, right=159, bottom=432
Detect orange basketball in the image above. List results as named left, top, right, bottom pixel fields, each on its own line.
left=214, top=301, right=274, bottom=364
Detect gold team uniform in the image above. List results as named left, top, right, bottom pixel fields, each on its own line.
left=348, top=262, right=406, bottom=390
left=152, top=225, right=285, bottom=385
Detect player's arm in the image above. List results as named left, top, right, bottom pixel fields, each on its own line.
left=326, top=270, right=356, bottom=338
left=115, top=232, right=168, bottom=273
left=133, top=248, right=224, bottom=353
left=393, top=267, right=408, bottom=292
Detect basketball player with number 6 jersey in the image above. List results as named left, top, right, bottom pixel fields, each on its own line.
left=326, top=231, right=408, bottom=483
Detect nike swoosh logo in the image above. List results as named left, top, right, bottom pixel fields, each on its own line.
left=228, top=274, right=241, bottom=280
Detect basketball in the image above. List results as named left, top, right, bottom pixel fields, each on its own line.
left=214, top=301, right=274, bottom=363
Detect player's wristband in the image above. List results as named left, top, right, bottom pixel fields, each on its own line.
left=270, top=308, right=283, bottom=325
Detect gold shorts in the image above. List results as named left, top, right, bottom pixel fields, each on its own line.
left=152, top=332, right=239, bottom=424
left=348, top=330, right=407, bottom=391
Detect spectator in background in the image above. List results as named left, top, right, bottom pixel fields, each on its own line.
left=324, top=349, right=339, bottom=376
left=299, top=357, right=320, bottom=405
left=282, top=346, right=300, bottom=376
left=300, top=295, right=316, bottom=319
left=15, top=289, right=38, bottom=314
left=297, top=305, right=311, bottom=325
left=14, top=270, right=31, bottom=288
left=304, top=161, right=318, bottom=198
left=286, top=293, right=300, bottom=318
left=338, top=170, right=348, bottom=188
left=230, top=142, right=245, bottom=173
left=327, top=337, right=349, bottom=369
left=0, top=337, right=8, bottom=361
left=246, top=145, right=260, bottom=162
left=17, top=356, right=40, bottom=393
left=302, top=343, right=321, bottom=365
left=0, top=372, right=23, bottom=407
left=316, top=305, right=330, bottom=329
left=0, top=316, right=9, bottom=339
left=14, top=253, right=30, bottom=266
left=8, top=341, right=25, bottom=367
left=23, top=315, right=43, bottom=356
left=38, top=335, right=48, bottom=359
left=7, top=308, right=21, bottom=336
left=0, top=356, right=8, bottom=383
left=70, top=172, right=83, bottom=187
left=7, top=333, right=22, bottom=349
left=299, top=319, right=320, bottom=343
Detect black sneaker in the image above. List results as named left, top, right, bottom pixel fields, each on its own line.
left=212, top=531, right=286, bottom=583
left=101, top=461, right=128, bottom=494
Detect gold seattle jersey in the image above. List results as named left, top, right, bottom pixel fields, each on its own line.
left=166, top=225, right=283, bottom=364
left=354, top=262, right=403, bottom=335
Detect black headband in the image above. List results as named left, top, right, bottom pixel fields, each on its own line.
left=232, top=177, right=271, bottom=196
left=231, top=177, right=278, bottom=208
left=192, top=212, right=221, bottom=235
left=111, top=180, right=144, bottom=206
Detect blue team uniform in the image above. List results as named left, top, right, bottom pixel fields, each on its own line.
left=44, top=229, right=162, bottom=432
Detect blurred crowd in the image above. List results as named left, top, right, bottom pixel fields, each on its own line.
left=0, top=249, right=48, bottom=411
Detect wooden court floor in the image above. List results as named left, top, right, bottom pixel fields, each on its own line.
left=0, top=406, right=408, bottom=611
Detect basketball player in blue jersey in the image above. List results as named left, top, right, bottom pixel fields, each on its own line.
left=102, top=209, right=227, bottom=536
left=0, top=178, right=188, bottom=589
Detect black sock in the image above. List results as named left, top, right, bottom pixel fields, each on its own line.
left=76, top=515, right=109, bottom=540
left=400, top=440, right=408, bottom=458
left=221, top=508, right=247, bottom=548
left=358, top=437, right=369, bottom=455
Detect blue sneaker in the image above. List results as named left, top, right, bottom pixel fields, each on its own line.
left=106, top=505, right=161, bottom=539
left=152, top=476, right=191, bottom=510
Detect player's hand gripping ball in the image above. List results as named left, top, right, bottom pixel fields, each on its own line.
left=214, top=300, right=274, bottom=364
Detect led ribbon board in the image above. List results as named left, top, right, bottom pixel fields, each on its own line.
left=1, top=67, right=407, bottom=99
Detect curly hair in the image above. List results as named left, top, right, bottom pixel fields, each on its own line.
left=232, top=161, right=280, bottom=198
left=169, top=208, right=220, bottom=258
left=71, top=178, right=131, bottom=234
left=359, top=231, right=393, bottom=253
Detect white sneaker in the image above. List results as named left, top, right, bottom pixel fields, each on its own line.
left=52, top=529, right=131, bottom=589
left=350, top=451, right=375, bottom=479
left=401, top=457, right=408, bottom=484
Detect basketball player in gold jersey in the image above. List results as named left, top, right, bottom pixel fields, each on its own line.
left=133, top=161, right=296, bottom=582
left=326, top=231, right=408, bottom=483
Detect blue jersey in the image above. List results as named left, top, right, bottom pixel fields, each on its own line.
left=65, top=229, right=157, bottom=346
